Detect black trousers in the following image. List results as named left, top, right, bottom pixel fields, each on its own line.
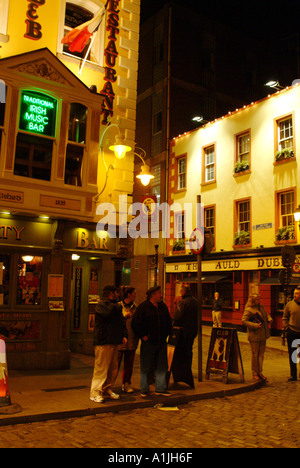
left=286, top=330, right=300, bottom=380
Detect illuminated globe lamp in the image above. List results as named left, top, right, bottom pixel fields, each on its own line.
left=136, top=164, right=154, bottom=187
left=109, top=135, right=131, bottom=160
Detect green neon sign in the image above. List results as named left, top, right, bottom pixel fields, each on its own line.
left=19, top=90, right=57, bottom=137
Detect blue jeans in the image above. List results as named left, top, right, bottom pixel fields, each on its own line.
left=140, top=341, right=168, bottom=393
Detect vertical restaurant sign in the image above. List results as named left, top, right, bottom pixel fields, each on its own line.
left=100, top=0, right=120, bottom=124
left=24, top=0, right=46, bottom=41
left=73, top=267, right=82, bottom=330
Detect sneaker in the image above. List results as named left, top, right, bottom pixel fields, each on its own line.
left=90, top=395, right=105, bottom=403
left=154, top=391, right=171, bottom=397
left=106, top=390, right=120, bottom=400
left=122, top=383, right=134, bottom=393
left=140, top=391, right=150, bottom=397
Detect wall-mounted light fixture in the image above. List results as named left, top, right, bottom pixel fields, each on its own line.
left=22, top=255, right=34, bottom=262
left=264, top=80, right=284, bottom=91
left=93, top=122, right=153, bottom=201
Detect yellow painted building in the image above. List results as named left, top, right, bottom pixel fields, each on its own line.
left=165, top=84, right=300, bottom=333
left=0, top=0, right=141, bottom=368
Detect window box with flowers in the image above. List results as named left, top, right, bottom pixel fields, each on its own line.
left=234, top=161, right=250, bottom=174
left=275, top=148, right=295, bottom=164
left=172, top=239, right=186, bottom=254
left=234, top=230, right=250, bottom=246
left=275, top=225, right=295, bottom=242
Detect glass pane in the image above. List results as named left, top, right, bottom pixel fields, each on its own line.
left=65, top=143, right=83, bottom=186
left=0, top=255, right=10, bottom=306
left=0, top=80, right=6, bottom=127
left=68, top=103, right=87, bottom=143
left=17, top=256, right=43, bottom=305
left=14, top=133, right=53, bottom=181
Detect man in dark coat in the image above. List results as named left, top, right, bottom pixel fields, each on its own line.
left=174, top=284, right=198, bottom=365
left=131, top=286, right=172, bottom=397
left=90, top=286, right=127, bottom=403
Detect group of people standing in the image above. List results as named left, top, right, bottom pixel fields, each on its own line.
left=89, top=281, right=300, bottom=403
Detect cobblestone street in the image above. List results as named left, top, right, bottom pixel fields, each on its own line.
left=0, top=343, right=299, bottom=449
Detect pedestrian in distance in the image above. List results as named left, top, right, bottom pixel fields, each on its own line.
left=131, top=285, right=172, bottom=397
left=283, top=286, right=300, bottom=382
left=212, top=291, right=222, bottom=328
left=117, top=286, right=139, bottom=393
left=173, top=284, right=198, bottom=366
left=90, top=285, right=127, bottom=404
left=242, top=293, right=272, bottom=382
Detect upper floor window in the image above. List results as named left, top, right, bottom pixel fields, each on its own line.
left=150, top=164, right=161, bottom=205
left=234, top=199, right=251, bottom=246
left=275, top=189, right=296, bottom=242
left=0, top=79, right=6, bottom=149
left=59, top=1, right=105, bottom=66
left=0, top=0, right=9, bottom=39
left=177, top=155, right=186, bottom=191
left=235, top=130, right=250, bottom=174
left=203, top=144, right=215, bottom=184
left=275, top=114, right=295, bottom=163
left=65, top=102, right=87, bottom=186
left=205, top=205, right=215, bottom=247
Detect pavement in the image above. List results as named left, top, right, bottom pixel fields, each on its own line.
left=0, top=326, right=290, bottom=426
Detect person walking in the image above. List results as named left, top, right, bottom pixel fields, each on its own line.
left=283, top=286, right=300, bottom=382
left=242, top=293, right=272, bottom=382
left=212, top=291, right=222, bottom=328
left=131, top=286, right=172, bottom=397
left=90, top=285, right=127, bottom=403
left=173, top=284, right=198, bottom=366
left=117, top=286, right=139, bottom=393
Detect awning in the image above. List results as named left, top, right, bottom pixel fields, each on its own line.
left=260, top=277, right=300, bottom=285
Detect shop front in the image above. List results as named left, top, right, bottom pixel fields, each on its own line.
left=165, top=247, right=300, bottom=334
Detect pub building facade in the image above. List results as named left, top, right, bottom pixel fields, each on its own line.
left=165, top=83, right=300, bottom=334
left=0, top=0, right=141, bottom=369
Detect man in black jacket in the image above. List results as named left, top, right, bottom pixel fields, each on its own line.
left=90, top=286, right=127, bottom=403
left=174, top=284, right=198, bottom=366
left=131, top=286, right=172, bottom=397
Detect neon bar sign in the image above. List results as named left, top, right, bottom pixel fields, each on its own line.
left=19, top=90, right=57, bottom=137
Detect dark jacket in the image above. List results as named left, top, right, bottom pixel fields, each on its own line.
left=131, top=299, right=172, bottom=345
left=93, top=299, right=127, bottom=346
left=212, top=297, right=222, bottom=311
left=173, top=292, right=198, bottom=338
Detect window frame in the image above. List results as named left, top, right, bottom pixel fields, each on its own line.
left=234, top=197, right=251, bottom=248
left=57, top=0, right=106, bottom=68
left=275, top=187, right=296, bottom=244
left=175, top=154, right=187, bottom=192
left=274, top=112, right=295, bottom=164
left=204, top=205, right=216, bottom=250
left=234, top=129, right=251, bottom=175
left=202, top=143, right=216, bottom=185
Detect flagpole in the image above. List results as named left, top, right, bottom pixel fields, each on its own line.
left=78, top=32, right=97, bottom=76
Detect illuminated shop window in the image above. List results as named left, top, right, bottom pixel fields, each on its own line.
left=0, top=254, right=11, bottom=306
left=65, top=102, right=87, bottom=186
left=17, top=256, right=43, bottom=306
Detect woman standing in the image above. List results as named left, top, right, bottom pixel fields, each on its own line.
left=242, top=293, right=272, bottom=382
left=117, top=287, right=139, bottom=393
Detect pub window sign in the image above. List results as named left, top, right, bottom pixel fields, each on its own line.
left=19, top=90, right=57, bottom=137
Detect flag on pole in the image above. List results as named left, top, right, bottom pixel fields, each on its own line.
left=62, top=3, right=108, bottom=54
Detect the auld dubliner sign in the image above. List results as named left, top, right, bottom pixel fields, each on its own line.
left=19, top=90, right=57, bottom=137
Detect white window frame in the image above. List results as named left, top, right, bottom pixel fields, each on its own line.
left=204, top=146, right=215, bottom=183
left=278, top=116, right=293, bottom=151
left=0, top=0, right=9, bottom=42
left=177, top=156, right=186, bottom=190
left=57, top=0, right=105, bottom=68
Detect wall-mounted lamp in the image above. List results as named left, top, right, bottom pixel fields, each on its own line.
left=72, top=254, right=80, bottom=261
left=192, top=115, right=209, bottom=125
left=93, top=123, right=154, bottom=201
left=265, top=80, right=284, bottom=91
left=134, top=147, right=154, bottom=187
left=22, top=255, right=34, bottom=262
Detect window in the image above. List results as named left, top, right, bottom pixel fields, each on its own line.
left=274, top=114, right=295, bottom=162
left=17, top=256, right=43, bottom=305
left=0, top=254, right=11, bottom=306
left=177, top=156, right=186, bottom=190
left=65, top=103, right=87, bottom=186
left=275, top=189, right=296, bottom=242
left=175, top=212, right=185, bottom=240
left=60, top=1, right=106, bottom=66
left=150, top=164, right=161, bottom=205
left=234, top=199, right=251, bottom=246
left=0, top=0, right=9, bottom=39
left=235, top=131, right=250, bottom=173
left=0, top=80, right=5, bottom=149
left=203, top=145, right=215, bottom=183
left=14, top=133, right=53, bottom=181
left=205, top=206, right=215, bottom=243
left=153, top=111, right=162, bottom=135
left=278, top=117, right=293, bottom=151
